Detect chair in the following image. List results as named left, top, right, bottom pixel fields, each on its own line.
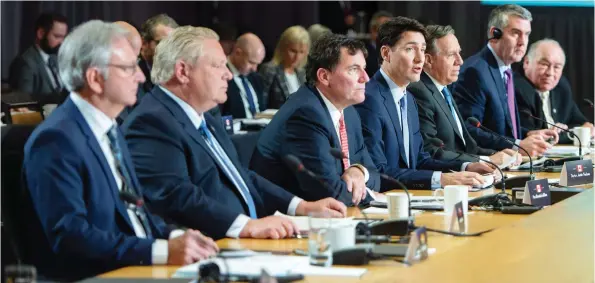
left=230, top=132, right=262, bottom=168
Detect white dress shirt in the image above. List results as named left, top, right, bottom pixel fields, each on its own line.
left=160, top=86, right=303, bottom=237
left=538, top=91, right=556, bottom=126
left=285, top=72, right=301, bottom=94
left=228, top=62, right=260, bottom=119
left=36, top=46, right=60, bottom=89
left=70, top=92, right=182, bottom=265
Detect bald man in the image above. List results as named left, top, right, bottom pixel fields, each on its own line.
left=515, top=39, right=593, bottom=144
left=115, top=21, right=145, bottom=124
left=221, top=33, right=267, bottom=119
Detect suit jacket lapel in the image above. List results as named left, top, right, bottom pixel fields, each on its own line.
left=310, top=86, right=342, bottom=150
left=31, top=47, right=55, bottom=92
left=276, top=65, right=291, bottom=99
left=484, top=47, right=514, bottom=133
left=421, top=73, right=466, bottom=144
left=375, top=73, right=409, bottom=166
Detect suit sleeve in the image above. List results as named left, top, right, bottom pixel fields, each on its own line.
left=124, top=113, right=243, bottom=240
left=24, top=129, right=154, bottom=265
left=245, top=169, right=296, bottom=215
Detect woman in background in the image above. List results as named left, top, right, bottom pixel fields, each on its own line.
left=259, top=25, right=310, bottom=109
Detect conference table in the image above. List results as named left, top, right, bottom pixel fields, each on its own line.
left=99, top=170, right=594, bottom=282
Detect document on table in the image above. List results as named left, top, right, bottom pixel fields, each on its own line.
left=274, top=212, right=356, bottom=231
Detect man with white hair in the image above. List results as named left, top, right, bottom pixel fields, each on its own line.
left=122, top=26, right=347, bottom=240
left=515, top=38, right=594, bottom=143
left=22, top=20, right=218, bottom=281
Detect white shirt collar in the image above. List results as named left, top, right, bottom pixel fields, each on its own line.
left=159, top=85, right=205, bottom=129
left=317, top=87, right=343, bottom=127
left=227, top=60, right=241, bottom=78
left=35, top=45, right=50, bottom=64
left=487, top=44, right=511, bottom=77
left=425, top=71, right=446, bottom=92
left=69, top=92, right=117, bottom=140
left=379, top=68, right=407, bottom=102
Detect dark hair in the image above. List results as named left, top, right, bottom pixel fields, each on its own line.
left=306, top=33, right=367, bottom=86
left=369, top=10, right=393, bottom=32
left=212, top=22, right=238, bottom=41
left=140, top=13, right=179, bottom=41
left=425, top=25, right=455, bottom=54
left=34, top=12, right=67, bottom=34
left=376, top=16, right=427, bottom=64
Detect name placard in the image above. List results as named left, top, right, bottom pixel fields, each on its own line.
left=522, top=179, right=551, bottom=207
left=560, top=159, right=593, bottom=186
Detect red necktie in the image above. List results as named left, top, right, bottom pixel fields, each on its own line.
left=339, top=114, right=350, bottom=170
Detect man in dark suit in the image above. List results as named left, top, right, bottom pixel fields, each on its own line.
left=123, top=26, right=346, bottom=241
left=453, top=4, right=558, bottom=155
left=138, top=14, right=179, bottom=94
left=22, top=21, right=218, bottom=281
left=221, top=33, right=267, bottom=119
left=409, top=25, right=519, bottom=165
left=9, top=12, right=68, bottom=106
left=115, top=21, right=146, bottom=124
left=516, top=38, right=593, bottom=144
left=365, top=10, right=392, bottom=78
left=355, top=17, right=491, bottom=190
left=251, top=33, right=381, bottom=206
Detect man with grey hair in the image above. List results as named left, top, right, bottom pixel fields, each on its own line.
left=365, top=10, right=393, bottom=77
left=122, top=26, right=346, bottom=240
left=516, top=38, right=593, bottom=143
left=139, top=13, right=179, bottom=93
left=22, top=20, right=218, bottom=281
left=453, top=4, right=559, bottom=156
left=409, top=25, right=519, bottom=167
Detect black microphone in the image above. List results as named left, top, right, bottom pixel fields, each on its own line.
left=329, top=149, right=412, bottom=220
left=466, top=117, right=534, bottom=179
left=119, top=190, right=154, bottom=238
left=521, top=109, right=582, bottom=159
left=427, top=138, right=506, bottom=194
left=584, top=98, right=594, bottom=109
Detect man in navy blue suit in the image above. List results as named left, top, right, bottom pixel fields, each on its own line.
left=123, top=26, right=346, bottom=241
left=453, top=4, right=557, bottom=155
left=355, top=17, right=493, bottom=190
left=22, top=20, right=218, bottom=281
left=251, top=33, right=382, bottom=206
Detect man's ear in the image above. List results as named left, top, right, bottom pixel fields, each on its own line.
left=316, top=68, right=331, bottom=86
left=380, top=45, right=391, bottom=64
left=36, top=28, right=46, bottom=42
left=86, top=67, right=104, bottom=94
left=174, top=60, right=190, bottom=84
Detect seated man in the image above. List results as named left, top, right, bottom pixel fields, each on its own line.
left=409, top=24, right=519, bottom=165
left=355, top=17, right=491, bottom=190
left=251, top=33, right=381, bottom=206
left=516, top=38, right=594, bottom=144
left=221, top=33, right=267, bottom=119
left=22, top=20, right=217, bottom=281
left=138, top=14, right=179, bottom=93
left=123, top=26, right=346, bottom=241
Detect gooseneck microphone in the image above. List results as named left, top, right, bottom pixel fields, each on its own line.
left=521, top=109, right=582, bottom=160
left=119, top=190, right=154, bottom=238
left=427, top=138, right=506, bottom=194
left=466, top=117, right=534, bottom=179
left=584, top=98, right=594, bottom=109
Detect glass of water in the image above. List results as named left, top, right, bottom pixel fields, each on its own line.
left=308, top=211, right=333, bottom=267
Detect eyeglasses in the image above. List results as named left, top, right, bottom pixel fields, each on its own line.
left=108, top=63, right=139, bottom=77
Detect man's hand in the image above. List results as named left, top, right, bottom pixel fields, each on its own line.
left=489, top=149, right=516, bottom=166
left=519, top=135, right=552, bottom=156
left=527, top=128, right=559, bottom=144
left=239, top=216, right=299, bottom=239
left=341, top=167, right=367, bottom=205
left=295, top=198, right=347, bottom=218
left=553, top=123, right=569, bottom=134
left=441, top=172, right=484, bottom=187
left=465, top=162, right=495, bottom=174
left=167, top=229, right=219, bottom=265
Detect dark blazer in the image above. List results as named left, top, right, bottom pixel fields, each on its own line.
left=22, top=98, right=171, bottom=281
left=409, top=72, right=496, bottom=162
left=364, top=41, right=379, bottom=78
left=515, top=74, right=588, bottom=144
left=259, top=61, right=306, bottom=109
left=138, top=57, right=154, bottom=94
left=122, top=86, right=295, bottom=240
left=452, top=46, right=528, bottom=150
left=250, top=85, right=381, bottom=206
left=221, top=68, right=267, bottom=118
left=8, top=46, right=66, bottom=105
left=355, top=71, right=465, bottom=190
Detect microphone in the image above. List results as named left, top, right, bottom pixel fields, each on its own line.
left=329, top=149, right=412, bottom=220
left=466, top=117, right=534, bottom=179
left=521, top=109, right=582, bottom=160
left=119, top=191, right=145, bottom=208
left=119, top=190, right=154, bottom=238
left=427, top=138, right=505, bottom=194
left=282, top=154, right=321, bottom=181
left=584, top=98, right=594, bottom=109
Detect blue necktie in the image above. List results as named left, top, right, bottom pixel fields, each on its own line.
left=199, top=121, right=258, bottom=218
left=399, top=95, right=410, bottom=167
left=106, top=126, right=153, bottom=238
left=240, top=75, right=257, bottom=116
left=441, top=87, right=465, bottom=143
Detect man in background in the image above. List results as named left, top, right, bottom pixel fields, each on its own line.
left=139, top=14, right=179, bottom=93
left=365, top=10, right=392, bottom=77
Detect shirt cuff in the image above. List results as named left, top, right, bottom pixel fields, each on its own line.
left=461, top=162, right=470, bottom=171
left=169, top=229, right=185, bottom=239
left=479, top=155, right=490, bottom=162
left=431, top=171, right=442, bottom=189
left=350, top=164, right=369, bottom=182
left=287, top=197, right=303, bottom=216
left=225, top=214, right=252, bottom=238
left=151, top=239, right=169, bottom=265
left=514, top=139, right=521, bottom=149
left=366, top=187, right=376, bottom=200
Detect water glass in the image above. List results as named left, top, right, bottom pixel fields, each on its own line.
left=308, top=212, right=333, bottom=267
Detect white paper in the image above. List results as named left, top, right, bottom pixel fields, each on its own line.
left=273, top=212, right=356, bottom=231
left=498, top=152, right=519, bottom=169
left=362, top=207, right=423, bottom=215
left=544, top=146, right=590, bottom=157
left=236, top=118, right=271, bottom=126
left=172, top=255, right=367, bottom=278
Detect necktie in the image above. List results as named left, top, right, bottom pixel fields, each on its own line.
left=106, top=126, right=153, bottom=238
left=240, top=75, right=257, bottom=116
left=504, top=69, right=518, bottom=139
left=198, top=120, right=257, bottom=218
left=441, top=87, right=465, bottom=144
left=399, top=96, right=410, bottom=167
left=540, top=92, right=555, bottom=125
left=47, top=55, right=62, bottom=92
left=338, top=114, right=350, bottom=170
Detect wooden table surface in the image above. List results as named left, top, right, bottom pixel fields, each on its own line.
left=99, top=170, right=594, bottom=282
